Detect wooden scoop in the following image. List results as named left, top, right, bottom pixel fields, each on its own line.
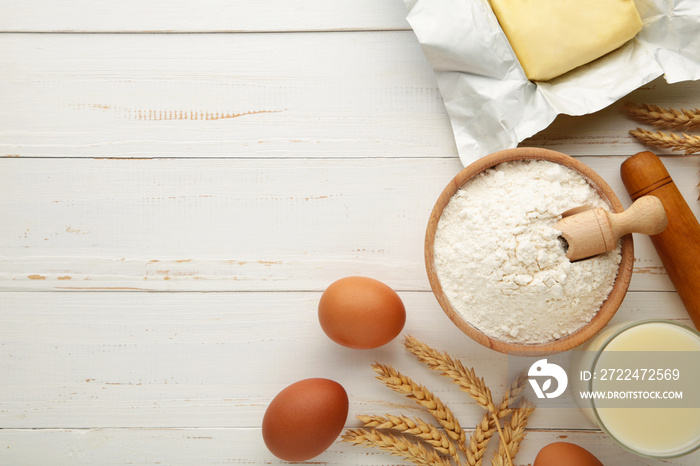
left=556, top=195, right=667, bottom=261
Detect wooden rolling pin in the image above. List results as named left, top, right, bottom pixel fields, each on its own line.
left=620, top=151, right=700, bottom=330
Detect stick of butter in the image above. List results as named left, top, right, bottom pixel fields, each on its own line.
left=490, top=0, right=643, bottom=81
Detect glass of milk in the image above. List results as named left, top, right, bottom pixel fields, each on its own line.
left=572, top=319, right=700, bottom=459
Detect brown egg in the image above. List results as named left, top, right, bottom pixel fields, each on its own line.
left=318, top=276, right=406, bottom=349
left=262, top=378, right=349, bottom=462
left=534, top=442, right=604, bottom=466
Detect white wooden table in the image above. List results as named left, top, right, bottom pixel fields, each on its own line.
left=1, top=1, right=699, bottom=464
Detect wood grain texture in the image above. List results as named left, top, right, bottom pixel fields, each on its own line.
left=0, top=291, right=696, bottom=464
left=0, top=32, right=454, bottom=159
left=0, top=0, right=410, bottom=32
left=0, top=428, right=693, bottom=465
left=3, top=4, right=700, bottom=465
left=621, top=151, right=700, bottom=330
left=0, top=291, right=692, bottom=429
left=2, top=156, right=698, bottom=292
left=2, top=34, right=700, bottom=159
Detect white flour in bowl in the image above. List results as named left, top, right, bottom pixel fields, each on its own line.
left=433, top=160, right=622, bottom=344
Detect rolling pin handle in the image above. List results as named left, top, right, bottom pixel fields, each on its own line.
left=620, top=151, right=700, bottom=330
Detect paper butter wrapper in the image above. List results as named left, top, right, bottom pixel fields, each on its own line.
left=404, top=0, right=700, bottom=166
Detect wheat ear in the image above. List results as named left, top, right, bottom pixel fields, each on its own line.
left=630, top=128, right=700, bottom=154
left=495, top=373, right=528, bottom=419
left=404, top=336, right=522, bottom=465
left=490, top=400, right=536, bottom=466
left=463, top=374, right=527, bottom=466
left=372, top=362, right=467, bottom=450
left=464, top=411, right=493, bottom=466
left=357, top=414, right=461, bottom=465
left=403, top=335, right=495, bottom=413
left=625, top=103, right=700, bottom=130
left=342, top=428, right=451, bottom=466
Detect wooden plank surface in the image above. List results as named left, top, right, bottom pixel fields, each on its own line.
left=3, top=3, right=700, bottom=465
left=0, top=290, right=692, bottom=429
left=0, top=291, right=694, bottom=464
left=0, top=0, right=410, bottom=32
left=2, top=33, right=700, bottom=159
left=2, top=156, right=698, bottom=292
left=0, top=32, right=454, bottom=159
left=0, top=428, right=689, bottom=465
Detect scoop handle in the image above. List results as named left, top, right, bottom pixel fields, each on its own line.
left=621, top=151, right=700, bottom=330
left=607, top=195, right=667, bottom=239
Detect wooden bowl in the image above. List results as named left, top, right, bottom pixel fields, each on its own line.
left=425, top=148, right=634, bottom=355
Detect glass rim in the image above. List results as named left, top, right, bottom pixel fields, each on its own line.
left=589, top=319, right=700, bottom=459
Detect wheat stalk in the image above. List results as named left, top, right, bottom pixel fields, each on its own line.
left=469, top=374, right=528, bottom=465
left=346, top=339, right=534, bottom=466
left=464, top=411, right=494, bottom=466
left=342, top=428, right=451, bottom=466
left=403, top=335, right=495, bottom=413
left=357, top=414, right=461, bottom=465
left=462, top=373, right=527, bottom=466
left=625, top=103, right=700, bottom=130
left=630, top=127, right=700, bottom=154
left=495, top=373, right=528, bottom=419
left=372, top=362, right=467, bottom=450
left=404, top=336, right=528, bottom=465
left=490, top=400, right=536, bottom=466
